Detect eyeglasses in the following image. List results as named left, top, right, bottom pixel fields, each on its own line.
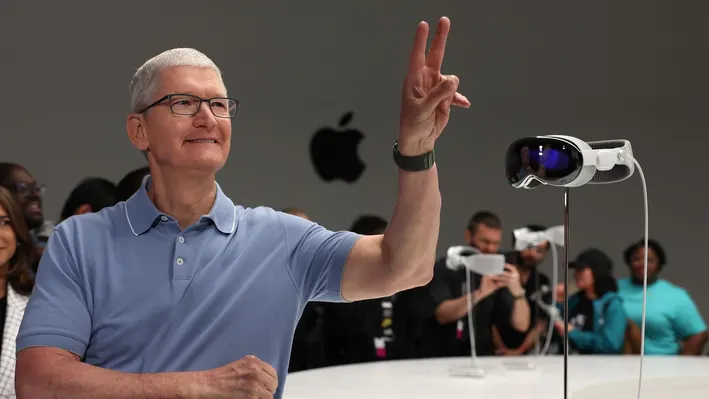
left=139, top=94, right=239, bottom=118
left=8, top=181, right=46, bottom=196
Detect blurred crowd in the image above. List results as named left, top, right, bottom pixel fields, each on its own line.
left=0, top=160, right=706, bottom=380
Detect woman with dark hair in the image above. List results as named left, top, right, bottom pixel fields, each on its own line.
left=617, top=238, right=707, bottom=355
left=554, top=248, right=627, bottom=354
left=0, top=186, right=37, bottom=395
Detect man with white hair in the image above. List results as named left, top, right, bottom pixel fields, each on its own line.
left=16, top=16, right=469, bottom=399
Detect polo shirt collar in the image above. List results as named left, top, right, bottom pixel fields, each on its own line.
left=125, top=175, right=236, bottom=236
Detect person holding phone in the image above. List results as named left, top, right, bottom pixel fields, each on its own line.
left=494, top=225, right=553, bottom=356
left=417, top=211, right=530, bottom=358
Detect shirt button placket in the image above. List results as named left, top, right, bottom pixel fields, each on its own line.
left=174, top=234, right=189, bottom=280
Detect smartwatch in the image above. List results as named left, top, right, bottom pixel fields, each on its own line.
left=513, top=290, right=527, bottom=300
left=392, top=141, right=435, bottom=172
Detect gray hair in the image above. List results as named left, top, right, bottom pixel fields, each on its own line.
left=129, top=48, right=224, bottom=113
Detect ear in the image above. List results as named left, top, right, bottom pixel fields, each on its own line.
left=464, top=229, right=472, bottom=244
left=75, top=203, right=92, bottom=215
left=127, top=113, right=150, bottom=152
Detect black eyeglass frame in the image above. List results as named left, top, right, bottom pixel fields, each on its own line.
left=138, top=93, right=239, bottom=118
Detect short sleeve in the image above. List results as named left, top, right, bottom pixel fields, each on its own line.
left=671, top=289, right=707, bottom=339
left=281, top=213, right=360, bottom=303
left=16, top=225, right=92, bottom=358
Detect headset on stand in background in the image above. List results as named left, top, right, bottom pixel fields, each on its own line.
left=505, top=135, right=650, bottom=399
left=444, top=246, right=506, bottom=378
left=512, top=225, right=565, bottom=358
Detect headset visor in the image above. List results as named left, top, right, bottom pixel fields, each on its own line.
left=506, top=137, right=584, bottom=188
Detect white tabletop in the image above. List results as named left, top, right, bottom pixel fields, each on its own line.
left=284, top=356, right=709, bottom=399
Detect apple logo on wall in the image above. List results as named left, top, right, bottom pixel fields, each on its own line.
left=309, top=111, right=366, bottom=183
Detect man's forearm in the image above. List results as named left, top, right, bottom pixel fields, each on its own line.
left=681, top=331, right=708, bottom=355
left=510, top=298, right=531, bottom=332
left=435, top=291, right=490, bottom=324
left=435, top=294, right=469, bottom=325
left=382, top=165, right=441, bottom=290
left=17, top=357, right=205, bottom=399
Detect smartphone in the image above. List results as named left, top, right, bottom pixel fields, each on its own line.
left=503, top=250, right=521, bottom=266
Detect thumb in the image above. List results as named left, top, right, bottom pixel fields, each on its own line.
left=423, top=75, right=459, bottom=111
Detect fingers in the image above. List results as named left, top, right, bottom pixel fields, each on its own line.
left=249, top=382, right=273, bottom=399
left=243, top=355, right=277, bottom=379
left=242, top=355, right=278, bottom=395
left=255, top=357, right=278, bottom=382
left=261, top=370, right=278, bottom=395
left=452, top=92, right=470, bottom=108
left=425, top=16, right=451, bottom=72
left=424, top=75, right=459, bottom=113
left=503, top=264, right=516, bottom=273
left=407, top=21, right=429, bottom=75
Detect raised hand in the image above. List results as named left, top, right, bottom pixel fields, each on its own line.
left=398, top=16, right=470, bottom=156
left=478, top=275, right=500, bottom=298
left=495, top=264, right=525, bottom=297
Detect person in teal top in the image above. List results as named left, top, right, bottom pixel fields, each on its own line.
left=555, top=248, right=627, bottom=354
left=617, top=238, right=708, bottom=355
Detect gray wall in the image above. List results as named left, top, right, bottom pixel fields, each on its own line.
left=1, top=1, right=707, bottom=322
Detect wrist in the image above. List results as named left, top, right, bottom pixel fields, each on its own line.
left=510, top=287, right=526, bottom=298
left=472, top=288, right=487, bottom=298
left=186, top=370, right=214, bottom=399
left=470, top=290, right=482, bottom=303
left=396, top=138, right=435, bottom=157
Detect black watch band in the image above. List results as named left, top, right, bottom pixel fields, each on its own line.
left=392, top=141, right=435, bottom=172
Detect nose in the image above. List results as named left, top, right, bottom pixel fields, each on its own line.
left=192, top=102, right=217, bottom=130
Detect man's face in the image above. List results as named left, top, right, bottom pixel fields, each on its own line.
left=6, top=167, right=44, bottom=230
left=519, top=242, right=549, bottom=268
left=467, top=224, right=501, bottom=254
left=630, top=247, right=660, bottom=280
left=130, top=66, right=232, bottom=173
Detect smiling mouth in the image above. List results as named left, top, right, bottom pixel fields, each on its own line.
left=26, top=202, right=42, bottom=213
left=185, top=139, right=217, bottom=144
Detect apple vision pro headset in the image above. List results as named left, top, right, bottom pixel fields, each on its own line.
left=505, top=135, right=650, bottom=399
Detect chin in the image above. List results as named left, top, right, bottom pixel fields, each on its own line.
left=25, top=215, right=44, bottom=230
left=188, top=156, right=227, bottom=172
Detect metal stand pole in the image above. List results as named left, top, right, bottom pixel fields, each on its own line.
left=563, top=188, right=570, bottom=399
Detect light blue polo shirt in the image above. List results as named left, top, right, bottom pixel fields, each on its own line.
left=617, top=278, right=707, bottom=355
left=17, top=176, right=360, bottom=398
